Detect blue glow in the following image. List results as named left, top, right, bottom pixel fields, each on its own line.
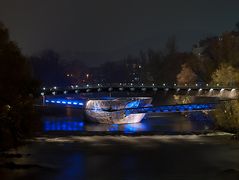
left=44, top=120, right=84, bottom=131
left=126, top=100, right=140, bottom=109
left=45, top=98, right=85, bottom=107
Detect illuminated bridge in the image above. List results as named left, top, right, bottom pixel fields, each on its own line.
left=39, top=83, right=237, bottom=124
left=40, top=83, right=238, bottom=96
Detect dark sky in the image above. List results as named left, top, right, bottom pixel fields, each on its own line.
left=1, top=0, right=239, bottom=65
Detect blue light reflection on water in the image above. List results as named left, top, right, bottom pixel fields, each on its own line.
left=44, top=119, right=84, bottom=131
left=43, top=118, right=149, bottom=133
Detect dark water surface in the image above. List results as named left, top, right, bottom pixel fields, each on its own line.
left=0, top=106, right=239, bottom=180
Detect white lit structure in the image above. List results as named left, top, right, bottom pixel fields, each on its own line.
left=85, top=97, right=152, bottom=124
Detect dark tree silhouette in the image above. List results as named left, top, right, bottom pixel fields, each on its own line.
left=0, top=22, right=39, bottom=149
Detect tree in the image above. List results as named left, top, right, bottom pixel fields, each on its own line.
left=176, top=64, right=197, bottom=85
left=0, top=22, right=39, bottom=149
left=211, top=63, right=239, bottom=86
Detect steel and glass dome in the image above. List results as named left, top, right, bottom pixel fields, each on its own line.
left=85, top=97, right=152, bottom=124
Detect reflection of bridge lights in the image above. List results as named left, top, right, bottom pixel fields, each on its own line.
left=44, top=120, right=84, bottom=131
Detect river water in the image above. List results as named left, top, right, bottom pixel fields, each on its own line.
left=38, top=106, right=214, bottom=136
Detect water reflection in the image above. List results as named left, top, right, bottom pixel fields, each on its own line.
left=43, top=118, right=148, bottom=133
left=42, top=111, right=214, bottom=134
left=44, top=119, right=84, bottom=131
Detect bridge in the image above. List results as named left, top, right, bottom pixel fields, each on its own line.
left=40, top=83, right=238, bottom=96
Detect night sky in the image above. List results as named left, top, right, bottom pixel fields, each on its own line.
left=1, top=0, right=239, bottom=65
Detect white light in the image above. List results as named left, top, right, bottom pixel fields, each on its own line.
left=206, top=84, right=209, bottom=86
left=141, top=83, right=144, bottom=86
left=152, top=83, right=155, bottom=86
left=185, top=84, right=187, bottom=86
left=86, top=84, right=89, bottom=87
left=98, top=84, right=100, bottom=86
left=52, top=92, right=56, bottom=95
left=42, top=87, right=46, bottom=90
left=41, top=92, right=44, bottom=96
left=163, top=83, right=166, bottom=86
left=217, top=84, right=219, bottom=86
left=177, top=88, right=180, bottom=92
left=64, top=91, right=67, bottom=94
left=75, top=85, right=78, bottom=88
left=195, top=84, right=198, bottom=86
left=53, top=86, right=57, bottom=89
left=174, top=83, right=177, bottom=86
left=188, top=88, right=191, bottom=92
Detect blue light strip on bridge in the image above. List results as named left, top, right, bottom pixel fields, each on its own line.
left=45, top=98, right=85, bottom=106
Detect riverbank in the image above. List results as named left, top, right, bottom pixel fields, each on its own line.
left=0, top=133, right=239, bottom=180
